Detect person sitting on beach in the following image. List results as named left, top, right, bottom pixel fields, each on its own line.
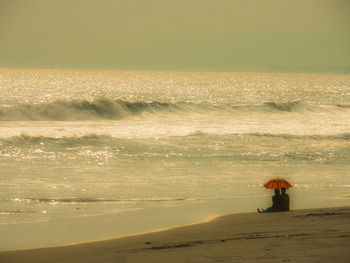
left=280, top=187, right=290, bottom=211
left=258, top=189, right=283, bottom=213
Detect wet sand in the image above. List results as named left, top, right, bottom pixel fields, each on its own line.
left=1, top=206, right=350, bottom=263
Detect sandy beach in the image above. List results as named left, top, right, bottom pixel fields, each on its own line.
left=1, top=206, right=349, bottom=263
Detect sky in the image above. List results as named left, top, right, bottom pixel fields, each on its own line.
left=0, top=0, right=349, bottom=72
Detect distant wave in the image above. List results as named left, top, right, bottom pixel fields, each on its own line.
left=0, top=210, right=43, bottom=215
left=336, top=104, right=350, bottom=109
left=0, top=97, right=349, bottom=121
left=263, top=101, right=302, bottom=112
left=187, top=132, right=350, bottom=141
left=0, top=133, right=118, bottom=146
left=12, top=197, right=188, bottom=204
left=0, top=134, right=105, bottom=147
left=2, top=132, right=350, bottom=147
left=0, top=97, right=175, bottom=121
left=10, top=196, right=243, bottom=204
left=244, top=132, right=350, bottom=141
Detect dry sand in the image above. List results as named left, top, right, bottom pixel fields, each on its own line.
left=1, top=206, right=350, bottom=263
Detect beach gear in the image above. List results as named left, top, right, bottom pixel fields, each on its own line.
left=264, top=178, right=292, bottom=189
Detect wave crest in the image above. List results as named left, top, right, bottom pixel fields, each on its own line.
left=0, top=133, right=117, bottom=146
left=2, top=132, right=350, bottom=148
left=12, top=197, right=187, bottom=204
left=1, top=98, right=349, bottom=121
left=263, top=101, right=302, bottom=112
left=0, top=97, right=173, bottom=121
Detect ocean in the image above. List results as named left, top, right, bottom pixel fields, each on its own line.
left=0, top=68, right=349, bottom=250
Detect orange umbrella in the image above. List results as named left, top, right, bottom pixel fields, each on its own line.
left=264, top=178, right=292, bottom=189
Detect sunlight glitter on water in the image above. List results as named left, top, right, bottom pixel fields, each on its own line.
left=0, top=69, right=349, bottom=228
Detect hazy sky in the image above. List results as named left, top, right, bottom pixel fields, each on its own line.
left=0, top=0, right=349, bottom=72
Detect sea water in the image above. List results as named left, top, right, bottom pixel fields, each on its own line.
left=0, top=69, right=350, bottom=250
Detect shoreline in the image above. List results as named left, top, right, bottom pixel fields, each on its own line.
left=4, top=193, right=349, bottom=252
left=0, top=198, right=250, bottom=252
left=38, top=213, right=224, bottom=252
left=1, top=205, right=350, bottom=262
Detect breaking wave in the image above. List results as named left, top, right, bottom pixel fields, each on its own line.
left=9, top=196, right=241, bottom=205
left=241, top=132, right=350, bottom=141
left=0, top=133, right=117, bottom=146
left=2, top=132, right=350, bottom=147
left=263, top=101, right=302, bottom=112
left=11, top=197, right=188, bottom=204
left=0, top=98, right=349, bottom=121
left=0, top=97, right=176, bottom=121
left=179, top=131, right=350, bottom=141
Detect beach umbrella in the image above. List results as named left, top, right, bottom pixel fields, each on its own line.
left=264, top=178, right=292, bottom=189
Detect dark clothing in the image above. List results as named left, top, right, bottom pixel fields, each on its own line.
left=259, top=191, right=290, bottom=213
left=260, top=194, right=283, bottom=212
left=281, top=193, right=290, bottom=211
left=272, top=194, right=283, bottom=211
